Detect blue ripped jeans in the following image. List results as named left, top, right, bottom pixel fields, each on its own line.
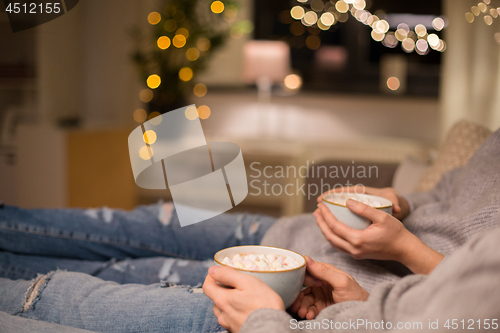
left=0, top=203, right=276, bottom=333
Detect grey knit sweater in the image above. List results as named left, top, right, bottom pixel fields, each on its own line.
left=242, top=128, right=500, bottom=332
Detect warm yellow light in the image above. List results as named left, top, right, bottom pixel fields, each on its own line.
left=139, top=146, right=153, bottom=160
left=157, top=36, right=171, bottom=50
left=310, top=0, right=324, bottom=12
left=335, top=0, right=349, bottom=13
left=290, top=6, right=305, bottom=20
left=164, top=20, right=177, bottom=32
left=353, top=0, right=366, bottom=10
left=371, top=30, right=385, bottom=42
left=494, top=32, right=500, bottom=44
left=478, top=2, right=487, bottom=12
left=179, top=67, right=193, bottom=82
left=414, top=24, right=427, bottom=37
left=139, top=89, right=154, bottom=103
left=491, top=8, right=499, bottom=18
left=471, top=6, right=480, bottom=16
left=173, top=35, right=187, bottom=48
left=303, top=11, right=318, bottom=26
left=465, top=12, right=475, bottom=23
left=133, top=109, right=147, bottom=123
left=427, top=34, right=440, bottom=48
left=432, top=17, right=445, bottom=31
left=402, top=38, right=415, bottom=52
left=484, top=15, right=493, bottom=25
left=284, top=74, right=302, bottom=90
left=143, top=130, right=157, bottom=145
left=374, top=20, right=389, bottom=34
left=230, top=26, right=243, bottom=39
left=387, top=77, right=400, bottom=90
left=211, top=1, right=224, bottom=14
left=186, top=48, right=200, bottom=61
left=194, top=83, right=208, bottom=97
left=197, top=105, right=211, bottom=119
left=176, top=28, right=189, bottom=38
left=320, top=12, right=335, bottom=26
left=197, top=38, right=211, bottom=51
left=290, top=21, right=306, bottom=35
left=147, top=75, right=161, bottom=89
left=148, top=12, right=161, bottom=25
left=149, top=112, right=162, bottom=125
left=185, top=106, right=198, bottom=120
left=306, top=35, right=321, bottom=50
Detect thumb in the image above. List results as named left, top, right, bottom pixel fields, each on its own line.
left=208, top=265, right=252, bottom=289
left=346, top=199, right=386, bottom=223
left=305, top=256, right=342, bottom=287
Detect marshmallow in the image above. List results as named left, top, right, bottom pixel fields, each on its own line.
left=221, top=252, right=301, bottom=271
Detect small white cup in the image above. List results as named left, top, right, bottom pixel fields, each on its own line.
left=214, top=245, right=306, bottom=308
left=322, top=193, right=393, bottom=230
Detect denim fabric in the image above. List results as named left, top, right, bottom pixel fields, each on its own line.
left=0, top=203, right=277, bottom=332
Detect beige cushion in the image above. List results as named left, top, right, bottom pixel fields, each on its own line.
left=414, top=120, right=492, bottom=192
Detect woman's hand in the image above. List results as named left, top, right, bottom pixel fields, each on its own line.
left=314, top=199, right=412, bottom=261
left=290, top=256, right=369, bottom=320
left=317, top=186, right=410, bottom=221
left=314, top=200, right=444, bottom=274
left=203, top=266, right=284, bottom=333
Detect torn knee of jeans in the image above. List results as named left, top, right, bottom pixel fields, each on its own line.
left=158, top=203, right=174, bottom=226
left=22, top=271, right=57, bottom=313
left=249, top=222, right=260, bottom=235
left=188, top=283, right=204, bottom=294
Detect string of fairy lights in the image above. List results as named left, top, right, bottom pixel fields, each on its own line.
left=465, top=0, right=500, bottom=44
left=133, top=1, right=253, bottom=124
left=288, top=0, right=447, bottom=55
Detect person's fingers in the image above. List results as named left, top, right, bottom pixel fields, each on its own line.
left=213, top=304, right=221, bottom=318
left=202, top=273, right=232, bottom=304
left=313, top=210, right=354, bottom=254
left=207, top=265, right=255, bottom=290
left=213, top=305, right=230, bottom=329
left=298, top=294, right=315, bottom=318
left=317, top=203, right=361, bottom=244
left=304, top=273, right=323, bottom=287
left=306, top=305, right=319, bottom=320
left=305, top=256, right=350, bottom=289
left=345, top=199, right=388, bottom=223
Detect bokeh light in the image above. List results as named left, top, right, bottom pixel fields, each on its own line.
left=157, top=36, right=171, bottom=50
left=465, top=12, right=475, bottom=23
left=173, top=35, right=187, bottom=48
left=310, top=0, right=324, bottom=12
left=320, top=12, right=335, bottom=26
left=290, top=21, right=306, bottom=36
left=414, top=24, right=427, bottom=37
left=197, top=105, right=211, bottom=119
left=306, top=35, right=321, bottom=50
left=185, top=106, right=198, bottom=120
left=133, top=109, right=147, bottom=123
left=402, top=38, right=415, bottom=52
left=147, top=75, right=161, bottom=89
left=139, top=146, right=153, bottom=160
left=432, top=17, right=445, bottom=31
left=197, top=38, right=211, bottom=51
left=484, top=15, right=493, bottom=25
left=143, top=130, right=157, bottom=145
left=179, top=67, right=193, bottom=81
left=302, top=11, right=318, bottom=26
left=176, top=28, right=189, bottom=38
left=140, top=89, right=154, bottom=103
left=353, top=0, right=366, bottom=10
left=194, top=83, right=208, bottom=97
left=149, top=112, right=162, bottom=125
left=164, top=20, right=177, bottom=32
left=427, top=34, right=440, bottom=48
left=186, top=48, right=200, bottom=61
left=211, top=1, right=224, bottom=14
left=290, top=6, right=305, bottom=20
left=387, top=77, right=400, bottom=90
left=335, top=1, right=349, bottom=13
left=284, top=74, right=302, bottom=90
left=148, top=12, right=161, bottom=25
